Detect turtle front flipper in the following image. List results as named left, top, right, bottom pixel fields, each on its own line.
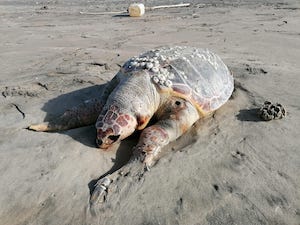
left=89, top=159, right=145, bottom=213
left=28, top=98, right=105, bottom=131
left=133, top=97, right=200, bottom=168
left=89, top=97, right=200, bottom=210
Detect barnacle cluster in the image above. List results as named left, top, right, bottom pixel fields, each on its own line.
left=259, top=101, right=286, bottom=121
left=122, top=46, right=220, bottom=89
left=123, top=50, right=175, bottom=88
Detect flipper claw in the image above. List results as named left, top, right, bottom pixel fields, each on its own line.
left=27, top=123, right=50, bottom=132
left=90, top=177, right=111, bottom=205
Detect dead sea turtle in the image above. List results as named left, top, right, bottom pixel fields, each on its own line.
left=29, top=46, right=234, bottom=205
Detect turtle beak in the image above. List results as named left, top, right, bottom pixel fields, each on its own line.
left=96, top=138, right=104, bottom=148
left=96, top=134, right=121, bottom=149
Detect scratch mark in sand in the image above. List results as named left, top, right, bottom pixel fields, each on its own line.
left=11, top=103, right=25, bottom=119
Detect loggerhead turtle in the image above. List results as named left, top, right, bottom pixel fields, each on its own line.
left=29, top=46, right=234, bottom=205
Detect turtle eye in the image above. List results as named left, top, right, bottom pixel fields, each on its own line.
left=175, top=101, right=181, bottom=106
left=108, top=135, right=120, bottom=142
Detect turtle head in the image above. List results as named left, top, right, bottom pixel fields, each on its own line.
left=95, top=105, right=137, bottom=149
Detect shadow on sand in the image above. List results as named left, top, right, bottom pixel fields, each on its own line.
left=40, top=84, right=105, bottom=147
left=87, top=135, right=139, bottom=195
left=36, top=83, right=140, bottom=197
left=236, top=108, right=263, bottom=122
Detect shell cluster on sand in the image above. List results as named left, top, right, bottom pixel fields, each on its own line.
left=259, top=101, right=286, bottom=121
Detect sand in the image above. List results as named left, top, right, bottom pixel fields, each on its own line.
left=0, top=0, right=300, bottom=224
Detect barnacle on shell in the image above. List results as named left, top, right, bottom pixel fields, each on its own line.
left=152, top=76, right=159, bottom=83
left=130, top=61, right=138, bottom=66
left=146, top=62, right=153, bottom=69
left=164, top=80, right=173, bottom=87
left=151, top=67, right=159, bottom=73
left=157, top=73, right=166, bottom=81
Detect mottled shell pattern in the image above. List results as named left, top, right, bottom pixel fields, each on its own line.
left=120, top=46, right=234, bottom=115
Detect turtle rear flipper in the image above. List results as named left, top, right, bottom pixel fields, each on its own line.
left=28, top=122, right=53, bottom=132
left=28, top=74, right=121, bottom=132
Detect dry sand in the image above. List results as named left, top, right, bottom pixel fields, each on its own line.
left=1, top=0, right=300, bottom=224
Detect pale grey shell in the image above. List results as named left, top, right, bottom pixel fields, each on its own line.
left=121, top=46, right=234, bottom=113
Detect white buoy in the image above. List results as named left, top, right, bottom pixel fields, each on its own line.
left=128, top=3, right=145, bottom=17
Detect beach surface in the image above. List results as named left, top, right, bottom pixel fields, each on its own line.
left=0, top=0, right=300, bottom=224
